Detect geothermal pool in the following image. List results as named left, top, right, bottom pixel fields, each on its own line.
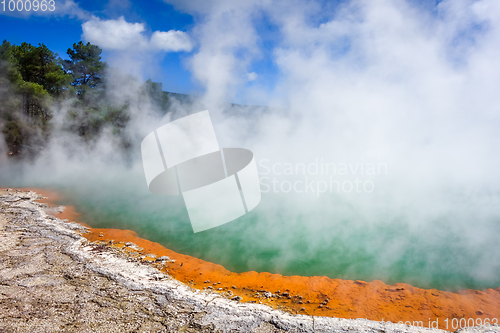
left=2, top=154, right=499, bottom=293
left=39, top=171, right=500, bottom=293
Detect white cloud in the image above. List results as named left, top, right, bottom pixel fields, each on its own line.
left=55, top=0, right=91, bottom=20
left=150, top=30, right=194, bottom=52
left=247, top=72, right=258, bottom=81
left=82, top=16, right=193, bottom=52
left=82, top=17, right=147, bottom=50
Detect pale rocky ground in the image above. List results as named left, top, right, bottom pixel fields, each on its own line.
left=0, top=188, right=497, bottom=333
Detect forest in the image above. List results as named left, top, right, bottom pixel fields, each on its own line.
left=0, top=40, right=170, bottom=158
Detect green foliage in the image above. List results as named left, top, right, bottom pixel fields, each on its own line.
left=0, top=39, right=171, bottom=158
left=0, top=40, right=68, bottom=126
left=144, top=79, right=170, bottom=111
left=66, top=104, right=127, bottom=139
left=1, top=118, right=22, bottom=155
left=0, top=40, right=24, bottom=88
left=63, top=41, right=106, bottom=96
left=10, top=42, right=73, bottom=97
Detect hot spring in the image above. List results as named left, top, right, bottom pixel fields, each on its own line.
left=3, top=155, right=499, bottom=293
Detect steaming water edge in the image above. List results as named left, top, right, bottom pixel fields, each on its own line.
left=3, top=163, right=499, bottom=293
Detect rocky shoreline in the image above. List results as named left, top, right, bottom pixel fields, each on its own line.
left=0, top=188, right=496, bottom=332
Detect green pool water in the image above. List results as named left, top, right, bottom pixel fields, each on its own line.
left=3, top=166, right=500, bottom=292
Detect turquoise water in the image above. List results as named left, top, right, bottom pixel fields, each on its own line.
left=2, top=165, right=500, bottom=292
left=55, top=179, right=500, bottom=292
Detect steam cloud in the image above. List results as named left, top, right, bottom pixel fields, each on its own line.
left=2, top=0, right=500, bottom=290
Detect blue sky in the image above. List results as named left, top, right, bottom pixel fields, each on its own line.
left=0, top=0, right=202, bottom=95
left=0, top=0, right=291, bottom=102
left=0, top=0, right=490, bottom=105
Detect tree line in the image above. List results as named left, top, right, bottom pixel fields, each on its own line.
left=0, top=40, right=169, bottom=158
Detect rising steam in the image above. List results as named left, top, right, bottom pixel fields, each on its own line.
left=1, top=0, right=500, bottom=291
